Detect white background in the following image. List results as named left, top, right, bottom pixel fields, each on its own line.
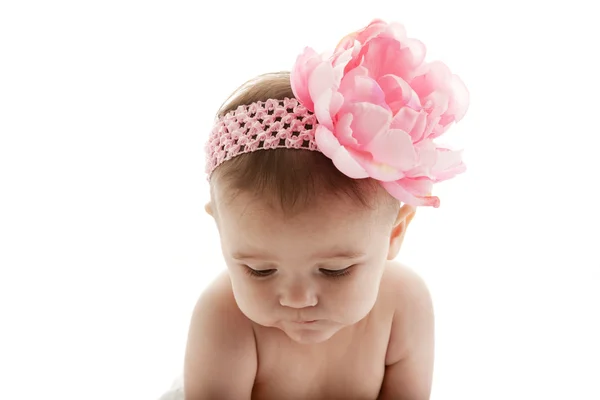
left=1, top=1, right=599, bottom=399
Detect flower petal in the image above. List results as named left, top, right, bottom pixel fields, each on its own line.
left=364, top=129, right=417, bottom=171
left=410, top=61, right=452, bottom=99
left=313, top=88, right=334, bottom=131
left=349, top=148, right=405, bottom=182
left=335, top=19, right=387, bottom=51
left=314, top=124, right=340, bottom=159
left=401, top=177, right=434, bottom=196
left=347, top=102, right=392, bottom=146
left=405, top=140, right=437, bottom=178
left=403, top=38, right=426, bottom=68
left=290, top=47, right=321, bottom=111
left=353, top=19, right=390, bottom=44
left=336, top=112, right=357, bottom=147
left=332, top=45, right=356, bottom=80
left=331, top=146, right=370, bottom=179
left=390, top=107, right=428, bottom=142
left=315, top=125, right=369, bottom=179
left=381, top=179, right=440, bottom=207
left=359, top=37, right=424, bottom=82
left=339, top=67, right=386, bottom=106
left=378, top=74, right=421, bottom=114
left=447, top=74, right=470, bottom=122
left=431, top=148, right=466, bottom=181
left=313, top=89, right=345, bottom=132
left=308, top=61, right=339, bottom=107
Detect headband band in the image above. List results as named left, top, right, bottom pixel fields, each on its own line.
left=205, top=98, right=318, bottom=177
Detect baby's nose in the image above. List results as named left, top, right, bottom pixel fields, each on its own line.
left=279, top=280, right=318, bottom=308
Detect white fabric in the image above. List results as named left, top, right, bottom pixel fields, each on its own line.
left=157, top=376, right=184, bottom=400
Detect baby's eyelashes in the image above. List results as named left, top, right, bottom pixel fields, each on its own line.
left=243, top=265, right=357, bottom=280
left=319, top=265, right=355, bottom=279
left=244, top=266, right=276, bottom=278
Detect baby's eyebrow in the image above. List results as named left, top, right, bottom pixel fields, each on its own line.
left=231, top=252, right=271, bottom=261
left=312, top=250, right=366, bottom=260
left=231, top=250, right=365, bottom=262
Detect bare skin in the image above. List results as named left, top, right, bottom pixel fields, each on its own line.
left=251, top=260, right=410, bottom=400
left=184, top=190, right=434, bottom=399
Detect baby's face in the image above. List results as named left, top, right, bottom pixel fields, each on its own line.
left=211, top=191, right=399, bottom=344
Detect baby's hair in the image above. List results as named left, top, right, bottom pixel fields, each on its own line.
left=209, top=72, right=399, bottom=217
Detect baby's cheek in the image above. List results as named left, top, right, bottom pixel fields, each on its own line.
left=229, top=278, right=254, bottom=305
left=248, top=284, right=273, bottom=303
left=346, top=275, right=380, bottom=309
left=233, top=281, right=273, bottom=311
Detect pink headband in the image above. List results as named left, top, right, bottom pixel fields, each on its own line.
left=205, top=98, right=318, bottom=177
left=205, top=19, right=469, bottom=208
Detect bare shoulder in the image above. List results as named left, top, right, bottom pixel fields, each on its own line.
left=380, top=261, right=432, bottom=307
left=183, top=271, right=257, bottom=400
left=380, top=261, right=434, bottom=365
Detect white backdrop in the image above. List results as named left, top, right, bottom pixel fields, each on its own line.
left=1, top=1, right=599, bottom=399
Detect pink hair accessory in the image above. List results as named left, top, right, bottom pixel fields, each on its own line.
left=206, top=19, right=469, bottom=208
left=291, top=19, right=469, bottom=207
left=205, top=98, right=318, bottom=176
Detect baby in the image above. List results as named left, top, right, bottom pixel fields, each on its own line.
left=183, top=19, right=469, bottom=400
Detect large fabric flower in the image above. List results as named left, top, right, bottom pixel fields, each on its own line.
left=290, top=19, right=469, bottom=207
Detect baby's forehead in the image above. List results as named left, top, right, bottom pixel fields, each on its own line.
left=223, top=206, right=378, bottom=258
left=220, top=195, right=391, bottom=243
left=221, top=192, right=375, bottom=223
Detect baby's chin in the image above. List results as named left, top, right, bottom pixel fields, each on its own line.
left=281, top=325, right=339, bottom=344
left=250, top=317, right=344, bottom=344
left=279, top=320, right=350, bottom=345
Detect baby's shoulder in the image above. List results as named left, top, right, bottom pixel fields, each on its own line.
left=184, top=271, right=258, bottom=398
left=378, top=261, right=434, bottom=364
left=196, top=271, right=246, bottom=320
left=379, top=261, right=431, bottom=306
left=189, top=270, right=255, bottom=345
left=367, top=261, right=427, bottom=332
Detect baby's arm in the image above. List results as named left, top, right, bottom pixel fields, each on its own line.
left=183, top=272, right=257, bottom=400
left=378, top=265, right=435, bottom=400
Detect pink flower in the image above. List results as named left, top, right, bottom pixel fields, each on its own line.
left=290, top=19, right=469, bottom=207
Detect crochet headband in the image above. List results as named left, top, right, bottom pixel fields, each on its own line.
left=205, top=19, right=469, bottom=208
left=205, top=97, right=319, bottom=174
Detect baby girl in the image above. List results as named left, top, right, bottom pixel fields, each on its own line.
left=183, top=19, right=469, bottom=400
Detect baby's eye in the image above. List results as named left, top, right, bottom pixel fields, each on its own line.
left=245, top=267, right=276, bottom=278
left=319, top=266, right=354, bottom=278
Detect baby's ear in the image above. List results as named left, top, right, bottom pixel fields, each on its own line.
left=387, top=204, right=416, bottom=260
left=205, top=201, right=214, bottom=217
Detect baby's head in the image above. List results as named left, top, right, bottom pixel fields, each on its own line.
left=203, top=19, right=468, bottom=344
left=207, top=72, right=414, bottom=344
